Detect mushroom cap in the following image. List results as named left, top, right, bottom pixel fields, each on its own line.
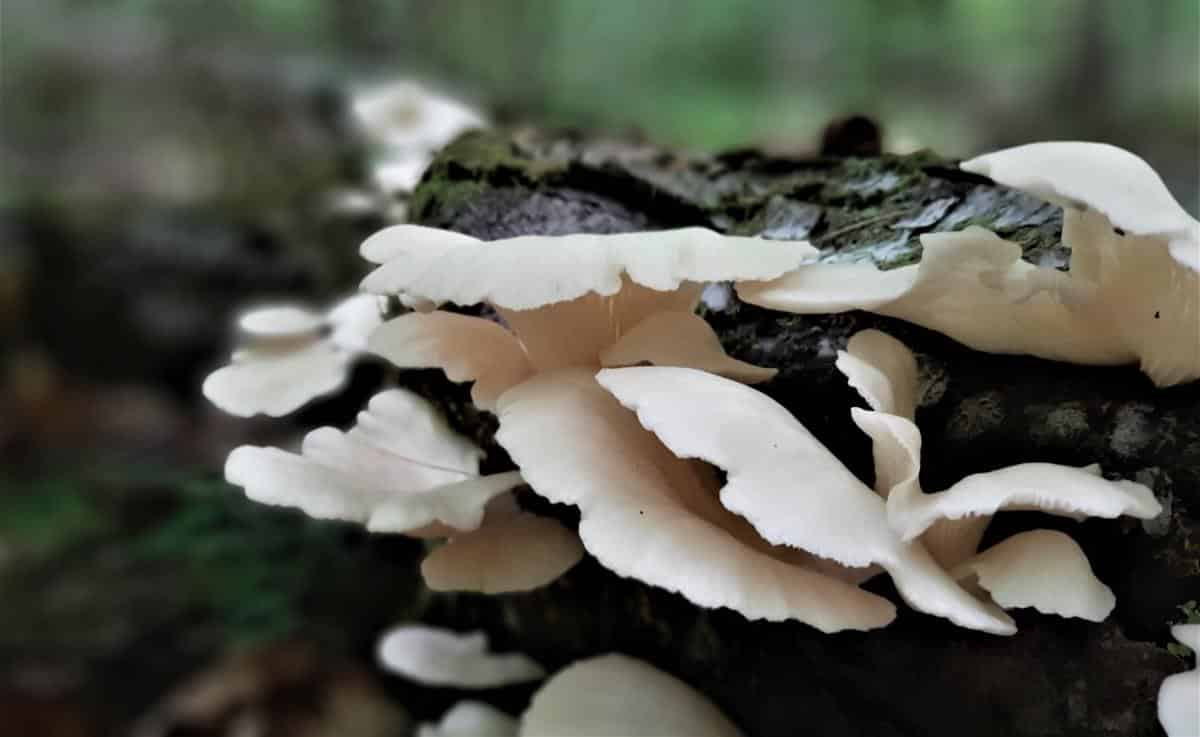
left=369, top=312, right=533, bottom=410
left=202, top=341, right=349, bottom=418
left=1158, top=624, right=1200, bottom=737
left=961, top=141, right=1199, bottom=270
left=204, top=295, right=384, bottom=417
left=952, top=529, right=1115, bottom=621
left=417, top=701, right=518, bottom=737
left=377, top=625, right=545, bottom=688
left=421, top=494, right=584, bottom=594
left=223, top=389, right=518, bottom=533
left=599, top=310, right=776, bottom=383
left=596, top=365, right=1015, bottom=634
left=495, top=368, right=896, bottom=631
left=361, top=225, right=816, bottom=311
left=520, top=654, right=744, bottom=737
left=238, top=305, right=325, bottom=337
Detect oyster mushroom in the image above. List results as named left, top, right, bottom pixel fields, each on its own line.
left=1158, top=624, right=1200, bottom=737
left=366, top=226, right=898, bottom=628
left=377, top=625, right=545, bottom=688
left=837, top=328, right=1158, bottom=621
left=596, top=329, right=1160, bottom=630
left=224, top=387, right=580, bottom=593
left=521, top=654, right=744, bottom=737
left=739, top=142, right=1200, bottom=387
left=202, top=294, right=384, bottom=417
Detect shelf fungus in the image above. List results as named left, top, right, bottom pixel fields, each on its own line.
left=361, top=226, right=907, bottom=628
left=596, top=329, right=1160, bottom=632
left=1158, top=624, right=1200, bottom=737
left=224, top=388, right=581, bottom=593
left=739, top=142, right=1200, bottom=387
left=521, top=654, right=745, bottom=737
left=202, top=294, right=384, bottom=417
left=377, top=625, right=546, bottom=688
left=838, top=329, right=1157, bottom=621
left=399, top=647, right=744, bottom=737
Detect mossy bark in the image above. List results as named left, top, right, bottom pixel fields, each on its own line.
left=404, top=129, right=1200, bottom=737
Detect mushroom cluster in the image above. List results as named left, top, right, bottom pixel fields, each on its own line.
left=377, top=625, right=745, bottom=737
left=204, top=140, right=1191, bottom=733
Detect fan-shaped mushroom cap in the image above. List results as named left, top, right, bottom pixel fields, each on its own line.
left=952, top=529, right=1115, bottom=621
left=419, top=701, right=517, bottom=737
left=360, top=225, right=815, bottom=310
left=600, top=311, right=777, bottom=383
left=203, top=295, right=384, bottom=417
left=836, top=329, right=1161, bottom=567
left=1158, top=624, right=1200, bottom=737
left=496, top=368, right=896, bottom=631
left=421, top=494, right=584, bottom=594
left=961, top=141, right=1200, bottom=271
left=377, top=625, right=545, bottom=688
left=238, top=305, right=325, bottom=337
left=369, top=312, right=534, bottom=410
left=596, top=365, right=1014, bottom=634
left=203, top=342, right=351, bottom=419
left=224, top=389, right=521, bottom=533
left=740, top=153, right=1200, bottom=387
left=520, top=654, right=744, bottom=737
left=740, top=227, right=1126, bottom=366
left=417, top=701, right=518, bottom=737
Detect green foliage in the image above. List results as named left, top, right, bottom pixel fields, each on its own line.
left=1167, top=600, right=1200, bottom=658
left=0, top=467, right=360, bottom=648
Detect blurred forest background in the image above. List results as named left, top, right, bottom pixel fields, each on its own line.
left=1, top=1, right=1198, bottom=735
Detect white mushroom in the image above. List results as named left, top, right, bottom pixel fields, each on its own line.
left=365, top=226, right=802, bottom=394
left=350, top=80, right=487, bottom=198
left=202, top=294, right=384, bottom=417
left=595, top=365, right=1013, bottom=634
left=377, top=625, right=545, bottom=688
left=961, top=141, right=1199, bottom=271
left=497, top=369, right=895, bottom=631
left=836, top=328, right=1158, bottom=621
left=225, top=388, right=496, bottom=531
left=223, top=387, right=578, bottom=592
left=1159, top=624, right=1200, bottom=737
left=417, top=701, right=518, bottom=737
left=420, top=493, right=584, bottom=594
left=950, top=530, right=1115, bottom=621
left=520, top=654, right=744, bottom=737
left=740, top=142, right=1200, bottom=387
left=837, top=329, right=1160, bottom=558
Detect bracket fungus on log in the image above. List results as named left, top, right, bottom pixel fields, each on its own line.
left=202, top=294, right=384, bottom=417
left=377, top=625, right=546, bottom=688
left=520, top=653, right=744, bottom=737
left=739, top=142, right=1200, bottom=387
left=224, top=387, right=579, bottom=593
left=837, top=328, right=1157, bottom=621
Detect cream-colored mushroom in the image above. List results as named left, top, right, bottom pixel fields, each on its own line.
left=740, top=142, right=1200, bottom=387
left=377, top=625, right=546, bottom=688
left=223, top=387, right=579, bottom=593
left=420, top=493, right=584, bottom=594
left=417, top=701, right=518, bottom=737
left=836, top=328, right=1159, bottom=622
left=364, top=225, right=913, bottom=628
left=363, top=225, right=810, bottom=386
left=520, top=654, right=744, bottom=737
left=595, top=365, right=1013, bottom=634
left=498, top=368, right=896, bottom=631
left=1158, top=624, right=1200, bottom=737
left=417, top=701, right=519, bottom=737
left=202, top=294, right=384, bottom=417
